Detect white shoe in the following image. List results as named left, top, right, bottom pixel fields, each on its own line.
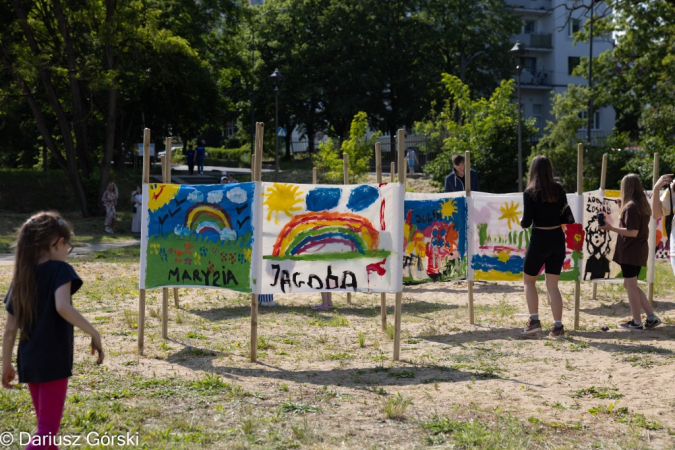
left=105, top=227, right=114, bottom=234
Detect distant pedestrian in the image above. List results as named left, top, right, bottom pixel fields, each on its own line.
left=102, top=182, right=118, bottom=234
left=185, top=145, right=196, bottom=175
left=227, top=173, right=239, bottom=184
left=195, top=141, right=206, bottom=175
left=131, top=186, right=142, bottom=234
left=444, top=154, right=479, bottom=192
left=406, top=148, right=419, bottom=175
left=2, top=212, right=104, bottom=449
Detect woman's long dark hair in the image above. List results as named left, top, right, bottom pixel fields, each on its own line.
left=525, top=155, right=559, bottom=203
left=11, top=212, right=73, bottom=340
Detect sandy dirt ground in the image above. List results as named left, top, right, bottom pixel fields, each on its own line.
left=1, top=260, right=674, bottom=449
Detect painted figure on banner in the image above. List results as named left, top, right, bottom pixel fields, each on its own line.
left=583, top=193, right=623, bottom=280
left=403, top=193, right=467, bottom=283
left=260, top=182, right=403, bottom=294
left=141, top=183, right=256, bottom=291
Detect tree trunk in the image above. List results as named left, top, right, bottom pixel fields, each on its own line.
left=9, top=0, right=90, bottom=216
left=98, top=0, right=118, bottom=204
left=52, top=0, right=92, bottom=177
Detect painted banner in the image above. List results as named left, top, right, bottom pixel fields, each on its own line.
left=581, top=192, right=648, bottom=280
left=403, top=192, right=467, bottom=283
left=140, top=183, right=259, bottom=291
left=471, top=193, right=584, bottom=281
left=259, top=182, right=404, bottom=294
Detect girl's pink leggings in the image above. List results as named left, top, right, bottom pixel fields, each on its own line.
left=26, top=378, right=68, bottom=450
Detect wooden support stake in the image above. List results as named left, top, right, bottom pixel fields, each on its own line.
left=465, top=151, right=475, bottom=325
left=343, top=153, right=352, bottom=305
left=250, top=122, right=264, bottom=363
left=161, top=287, right=168, bottom=339
left=138, top=128, right=151, bottom=355
left=593, top=153, right=609, bottom=300
left=393, top=129, right=406, bottom=361
left=312, top=167, right=317, bottom=184
left=161, top=137, right=172, bottom=339
left=390, top=162, right=395, bottom=182
left=375, top=143, right=386, bottom=331
left=164, top=137, right=180, bottom=309
left=574, top=143, right=583, bottom=330
left=648, top=153, right=660, bottom=306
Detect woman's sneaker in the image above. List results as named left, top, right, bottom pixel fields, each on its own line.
left=644, top=316, right=662, bottom=329
left=549, top=324, right=565, bottom=337
left=522, top=319, right=542, bottom=335
left=619, top=320, right=643, bottom=330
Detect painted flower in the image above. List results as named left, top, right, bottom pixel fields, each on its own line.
left=565, top=223, right=584, bottom=253
left=185, top=258, right=192, bottom=266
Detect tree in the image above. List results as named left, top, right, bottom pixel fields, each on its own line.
left=421, top=75, right=536, bottom=193
left=0, top=0, right=246, bottom=215
left=314, top=112, right=379, bottom=183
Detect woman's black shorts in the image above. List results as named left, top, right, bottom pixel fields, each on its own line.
left=620, top=263, right=643, bottom=279
left=523, top=227, right=566, bottom=276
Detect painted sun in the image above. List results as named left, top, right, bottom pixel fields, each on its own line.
left=440, top=198, right=458, bottom=219
left=264, top=183, right=304, bottom=224
left=148, top=184, right=180, bottom=212
left=498, top=201, right=522, bottom=230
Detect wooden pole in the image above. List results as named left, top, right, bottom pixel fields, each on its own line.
left=160, top=138, right=172, bottom=339
left=648, top=153, right=659, bottom=306
left=593, top=153, right=609, bottom=300
left=343, top=153, right=352, bottom=305
left=164, top=137, right=180, bottom=308
left=465, top=151, right=475, bottom=325
left=250, top=122, right=264, bottom=363
left=375, top=143, right=387, bottom=331
left=390, top=162, right=395, bottom=182
left=394, top=129, right=406, bottom=361
left=574, top=143, right=583, bottom=330
left=138, top=128, right=151, bottom=355
left=312, top=167, right=317, bottom=184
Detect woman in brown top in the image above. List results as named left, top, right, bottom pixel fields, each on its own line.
left=599, top=174, right=661, bottom=330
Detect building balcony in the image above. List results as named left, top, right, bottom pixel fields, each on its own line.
left=509, top=0, right=551, bottom=14
left=517, top=69, right=553, bottom=87
left=512, top=33, right=552, bottom=50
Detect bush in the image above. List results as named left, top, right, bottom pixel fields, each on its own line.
left=204, top=145, right=250, bottom=168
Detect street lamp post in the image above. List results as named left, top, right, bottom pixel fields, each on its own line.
left=249, top=8, right=288, bottom=156
left=510, top=41, right=527, bottom=192
left=270, top=68, right=284, bottom=182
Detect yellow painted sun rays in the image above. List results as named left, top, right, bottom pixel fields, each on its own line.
left=148, top=184, right=180, bottom=212
left=440, top=198, right=458, bottom=219
left=498, top=201, right=522, bottom=230
left=264, top=183, right=304, bottom=224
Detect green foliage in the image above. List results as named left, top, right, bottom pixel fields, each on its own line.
left=314, top=112, right=379, bottom=183
left=420, top=75, right=536, bottom=193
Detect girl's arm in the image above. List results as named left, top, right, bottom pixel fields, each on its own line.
left=2, top=313, right=18, bottom=388
left=54, top=283, right=104, bottom=364
left=599, top=223, right=638, bottom=238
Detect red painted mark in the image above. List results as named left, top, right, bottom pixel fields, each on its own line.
left=366, top=258, right=387, bottom=287
left=152, top=185, right=165, bottom=201
left=380, top=198, right=386, bottom=230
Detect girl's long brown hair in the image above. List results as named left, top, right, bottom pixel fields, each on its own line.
left=525, top=155, right=559, bottom=202
left=11, top=212, right=73, bottom=340
left=620, top=174, right=651, bottom=217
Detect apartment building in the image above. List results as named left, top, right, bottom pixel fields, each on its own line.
left=507, top=0, right=615, bottom=141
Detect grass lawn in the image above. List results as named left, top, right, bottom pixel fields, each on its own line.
left=1, top=244, right=674, bottom=448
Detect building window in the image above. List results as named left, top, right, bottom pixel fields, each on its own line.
left=568, top=57, right=581, bottom=75
left=532, top=104, right=543, bottom=133
left=523, top=20, right=536, bottom=34
left=579, top=111, right=601, bottom=130
left=568, top=19, right=581, bottom=37
left=522, top=57, right=537, bottom=73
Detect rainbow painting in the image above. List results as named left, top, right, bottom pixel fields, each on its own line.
left=260, top=182, right=404, bottom=294
left=471, top=192, right=584, bottom=282
left=140, top=182, right=258, bottom=292
left=403, top=192, right=467, bottom=284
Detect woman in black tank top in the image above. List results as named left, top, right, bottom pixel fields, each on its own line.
left=520, top=155, right=567, bottom=338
